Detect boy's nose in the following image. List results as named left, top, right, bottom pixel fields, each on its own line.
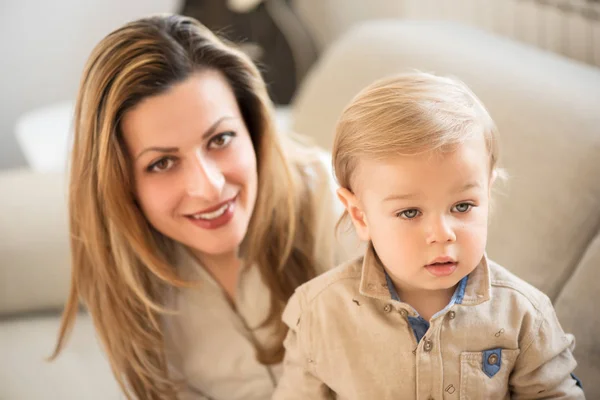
left=426, top=215, right=457, bottom=244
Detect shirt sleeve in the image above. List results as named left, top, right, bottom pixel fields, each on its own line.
left=272, top=290, right=334, bottom=400
left=510, top=296, right=585, bottom=399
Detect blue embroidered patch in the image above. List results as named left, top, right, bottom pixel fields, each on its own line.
left=482, top=348, right=502, bottom=378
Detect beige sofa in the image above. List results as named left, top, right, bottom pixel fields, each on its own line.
left=2, top=21, right=599, bottom=399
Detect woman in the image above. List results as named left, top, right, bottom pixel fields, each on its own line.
left=51, top=14, right=353, bottom=400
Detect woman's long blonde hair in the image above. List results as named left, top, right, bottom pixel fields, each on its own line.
left=333, top=71, right=503, bottom=227
left=52, top=14, right=319, bottom=399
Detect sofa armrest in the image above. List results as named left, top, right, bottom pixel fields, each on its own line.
left=554, top=231, right=600, bottom=399
left=0, top=169, right=70, bottom=316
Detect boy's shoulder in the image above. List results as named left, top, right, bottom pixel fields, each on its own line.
left=281, top=257, right=364, bottom=328
left=487, top=259, right=552, bottom=313
left=296, top=256, right=364, bottom=306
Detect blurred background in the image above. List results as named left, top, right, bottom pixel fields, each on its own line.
left=1, top=0, right=599, bottom=171
left=1, top=1, right=600, bottom=399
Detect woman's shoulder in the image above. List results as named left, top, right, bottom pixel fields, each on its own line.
left=283, top=134, right=334, bottom=193
left=283, top=131, right=329, bottom=162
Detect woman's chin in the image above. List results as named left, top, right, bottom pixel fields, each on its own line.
left=186, top=233, right=245, bottom=260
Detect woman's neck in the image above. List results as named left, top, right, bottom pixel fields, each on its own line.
left=190, top=248, right=242, bottom=306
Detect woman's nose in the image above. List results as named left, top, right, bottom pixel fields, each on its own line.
left=185, top=151, right=225, bottom=200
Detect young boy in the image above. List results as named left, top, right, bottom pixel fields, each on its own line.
left=273, top=72, right=584, bottom=399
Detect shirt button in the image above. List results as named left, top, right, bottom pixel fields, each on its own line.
left=399, top=309, right=408, bottom=317
left=424, top=339, right=433, bottom=352
left=488, top=353, right=499, bottom=365
left=383, top=304, right=392, bottom=313
left=448, top=311, right=456, bottom=319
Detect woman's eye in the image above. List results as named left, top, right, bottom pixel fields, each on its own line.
left=208, top=132, right=235, bottom=149
left=398, top=209, right=420, bottom=219
left=147, top=157, right=174, bottom=173
left=453, top=203, right=473, bottom=213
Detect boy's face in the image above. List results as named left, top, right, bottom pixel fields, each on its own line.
left=338, top=135, right=492, bottom=295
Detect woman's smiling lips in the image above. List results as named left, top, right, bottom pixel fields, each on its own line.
left=185, top=194, right=238, bottom=229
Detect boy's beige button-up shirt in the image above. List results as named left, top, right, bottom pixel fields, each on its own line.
left=162, top=151, right=358, bottom=400
left=274, top=245, right=585, bottom=400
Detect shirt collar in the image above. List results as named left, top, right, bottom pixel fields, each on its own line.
left=384, top=270, right=468, bottom=304
left=359, top=242, right=490, bottom=306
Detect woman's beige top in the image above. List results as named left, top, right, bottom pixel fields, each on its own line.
left=163, top=150, right=357, bottom=400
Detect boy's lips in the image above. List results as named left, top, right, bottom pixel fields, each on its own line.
left=426, top=256, right=456, bottom=265
left=425, top=260, right=458, bottom=277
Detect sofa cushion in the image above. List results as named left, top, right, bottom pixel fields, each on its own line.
left=0, top=313, right=119, bottom=399
left=0, top=169, right=71, bottom=315
left=291, top=21, right=600, bottom=300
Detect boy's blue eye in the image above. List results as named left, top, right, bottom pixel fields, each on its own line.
left=398, top=209, right=420, bottom=219
left=453, top=203, right=472, bottom=213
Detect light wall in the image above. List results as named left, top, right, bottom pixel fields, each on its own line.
left=0, top=0, right=183, bottom=169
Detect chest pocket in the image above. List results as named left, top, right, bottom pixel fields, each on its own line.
left=459, top=348, right=520, bottom=400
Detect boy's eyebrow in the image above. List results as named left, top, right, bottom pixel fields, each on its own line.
left=383, top=193, right=420, bottom=202
left=456, top=182, right=482, bottom=192
left=383, top=182, right=482, bottom=202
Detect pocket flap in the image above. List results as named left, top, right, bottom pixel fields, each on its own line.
left=482, top=348, right=502, bottom=378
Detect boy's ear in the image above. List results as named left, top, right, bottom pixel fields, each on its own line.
left=489, top=169, right=499, bottom=197
left=336, top=187, right=370, bottom=241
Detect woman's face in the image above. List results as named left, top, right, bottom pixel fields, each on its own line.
left=122, top=70, right=258, bottom=261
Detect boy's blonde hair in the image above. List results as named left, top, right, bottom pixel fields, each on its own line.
left=332, top=72, right=504, bottom=227
left=332, top=72, right=502, bottom=225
